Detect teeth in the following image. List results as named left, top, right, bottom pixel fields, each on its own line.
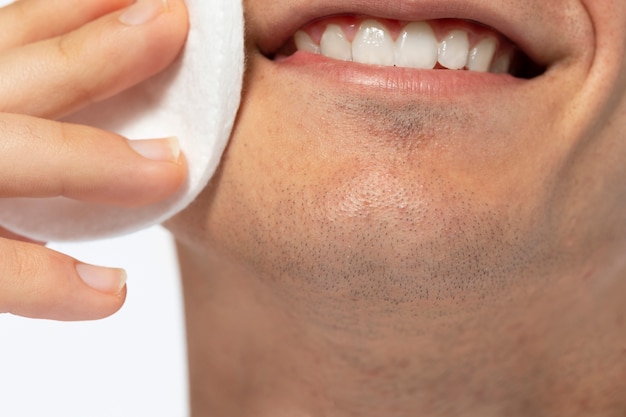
left=352, top=20, right=395, bottom=66
left=294, top=30, right=321, bottom=55
left=437, top=30, right=470, bottom=70
left=467, top=37, right=497, bottom=72
left=320, top=24, right=352, bottom=62
left=490, top=50, right=513, bottom=74
left=395, top=22, right=438, bottom=69
left=299, top=20, right=512, bottom=74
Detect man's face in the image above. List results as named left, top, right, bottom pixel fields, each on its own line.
left=170, top=0, right=626, bottom=314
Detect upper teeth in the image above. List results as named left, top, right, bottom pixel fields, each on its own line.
left=396, top=22, right=439, bottom=69
left=294, top=19, right=511, bottom=74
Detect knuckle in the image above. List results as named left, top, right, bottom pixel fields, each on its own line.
left=0, top=241, right=43, bottom=312
left=54, top=36, right=97, bottom=107
left=45, top=122, right=72, bottom=198
left=54, top=34, right=74, bottom=66
left=2, top=242, right=41, bottom=283
left=57, top=121, right=75, bottom=155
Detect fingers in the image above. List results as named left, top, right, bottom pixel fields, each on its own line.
left=0, top=113, right=187, bottom=206
left=0, top=0, right=189, bottom=119
left=0, top=238, right=127, bottom=320
left=0, top=0, right=190, bottom=322
left=0, top=0, right=133, bottom=51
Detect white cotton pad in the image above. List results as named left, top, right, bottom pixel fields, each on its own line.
left=0, top=0, right=244, bottom=242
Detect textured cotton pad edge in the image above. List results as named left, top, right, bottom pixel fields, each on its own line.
left=0, top=0, right=245, bottom=242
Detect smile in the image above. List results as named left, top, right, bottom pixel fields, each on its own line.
left=276, top=16, right=541, bottom=77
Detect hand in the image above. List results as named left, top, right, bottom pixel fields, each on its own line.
left=0, top=0, right=189, bottom=320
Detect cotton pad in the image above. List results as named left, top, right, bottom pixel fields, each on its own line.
left=0, top=0, right=244, bottom=241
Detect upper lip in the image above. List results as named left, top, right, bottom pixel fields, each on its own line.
left=256, top=0, right=569, bottom=69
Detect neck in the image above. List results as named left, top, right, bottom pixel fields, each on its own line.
left=177, top=241, right=626, bottom=417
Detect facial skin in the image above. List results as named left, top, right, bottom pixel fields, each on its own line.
left=167, top=0, right=626, bottom=415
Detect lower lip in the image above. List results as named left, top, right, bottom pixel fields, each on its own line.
left=273, top=51, right=526, bottom=100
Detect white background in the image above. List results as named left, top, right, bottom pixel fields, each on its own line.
left=0, top=1, right=188, bottom=415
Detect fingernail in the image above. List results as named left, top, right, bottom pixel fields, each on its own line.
left=119, top=0, right=167, bottom=26
left=76, top=264, right=127, bottom=295
left=128, top=137, right=181, bottom=162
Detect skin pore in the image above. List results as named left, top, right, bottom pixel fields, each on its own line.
left=167, top=0, right=626, bottom=415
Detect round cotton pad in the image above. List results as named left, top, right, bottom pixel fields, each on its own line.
left=0, top=0, right=244, bottom=241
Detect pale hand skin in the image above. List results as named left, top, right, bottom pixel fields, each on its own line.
left=0, top=0, right=189, bottom=320
left=167, top=0, right=626, bottom=416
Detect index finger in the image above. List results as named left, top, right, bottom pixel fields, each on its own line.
left=0, top=0, right=189, bottom=119
left=0, top=0, right=132, bottom=51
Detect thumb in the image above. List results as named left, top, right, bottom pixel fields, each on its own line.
left=0, top=239, right=126, bottom=320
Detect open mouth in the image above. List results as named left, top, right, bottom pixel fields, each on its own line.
left=271, top=16, right=544, bottom=79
